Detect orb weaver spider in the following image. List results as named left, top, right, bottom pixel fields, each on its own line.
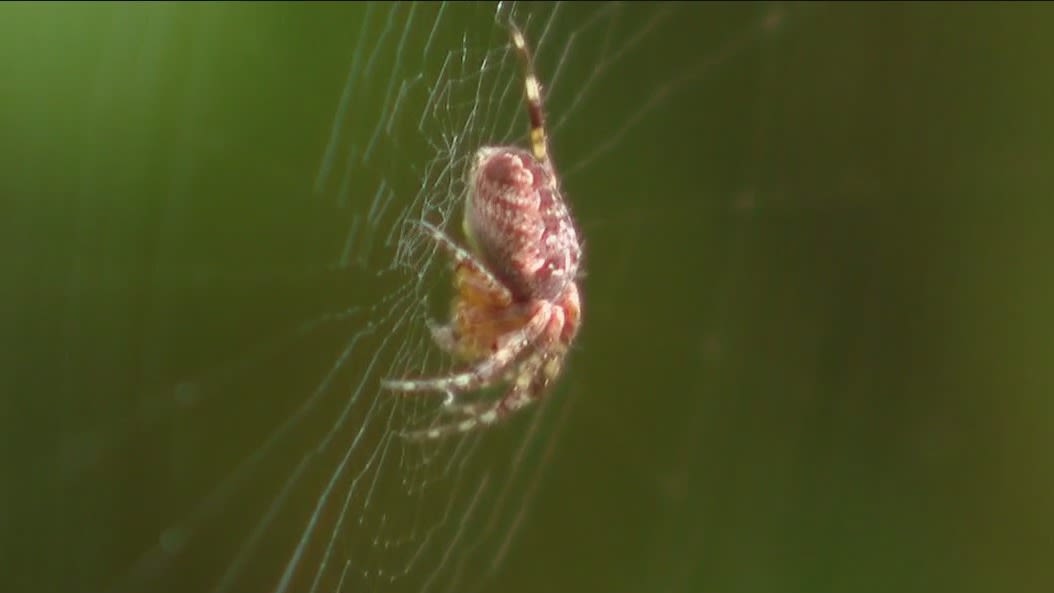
left=382, top=24, right=582, bottom=440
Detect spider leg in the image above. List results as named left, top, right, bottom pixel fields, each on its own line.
left=427, top=365, right=525, bottom=418
left=401, top=351, right=550, bottom=440
left=417, top=220, right=512, bottom=303
left=440, top=399, right=490, bottom=417
left=508, top=23, right=550, bottom=165
left=381, top=304, right=551, bottom=395
left=428, top=267, right=530, bottom=358
left=441, top=344, right=565, bottom=418
left=425, top=318, right=459, bottom=354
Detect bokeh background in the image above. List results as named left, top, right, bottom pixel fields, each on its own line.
left=3, top=3, right=1053, bottom=593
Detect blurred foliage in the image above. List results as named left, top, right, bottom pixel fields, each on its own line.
left=2, top=3, right=1053, bottom=593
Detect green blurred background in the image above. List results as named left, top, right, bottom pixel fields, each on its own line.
left=3, top=2, right=1053, bottom=593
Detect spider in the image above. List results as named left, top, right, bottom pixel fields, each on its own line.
left=381, top=24, right=582, bottom=440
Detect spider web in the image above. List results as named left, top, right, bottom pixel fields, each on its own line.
left=13, top=3, right=799, bottom=593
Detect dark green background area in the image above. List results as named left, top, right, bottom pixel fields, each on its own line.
left=3, top=3, right=1053, bottom=593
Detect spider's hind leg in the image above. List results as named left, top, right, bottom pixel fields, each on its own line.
left=440, top=398, right=491, bottom=417
left=401, top=351, right=550, bottom=440
left=382, top=304, right=550, bottom=395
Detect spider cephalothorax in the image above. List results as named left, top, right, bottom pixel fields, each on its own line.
left=382, top=24, right=582, bottom=439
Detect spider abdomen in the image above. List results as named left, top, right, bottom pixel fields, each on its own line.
left=466, top=146, right=581, bottom=302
